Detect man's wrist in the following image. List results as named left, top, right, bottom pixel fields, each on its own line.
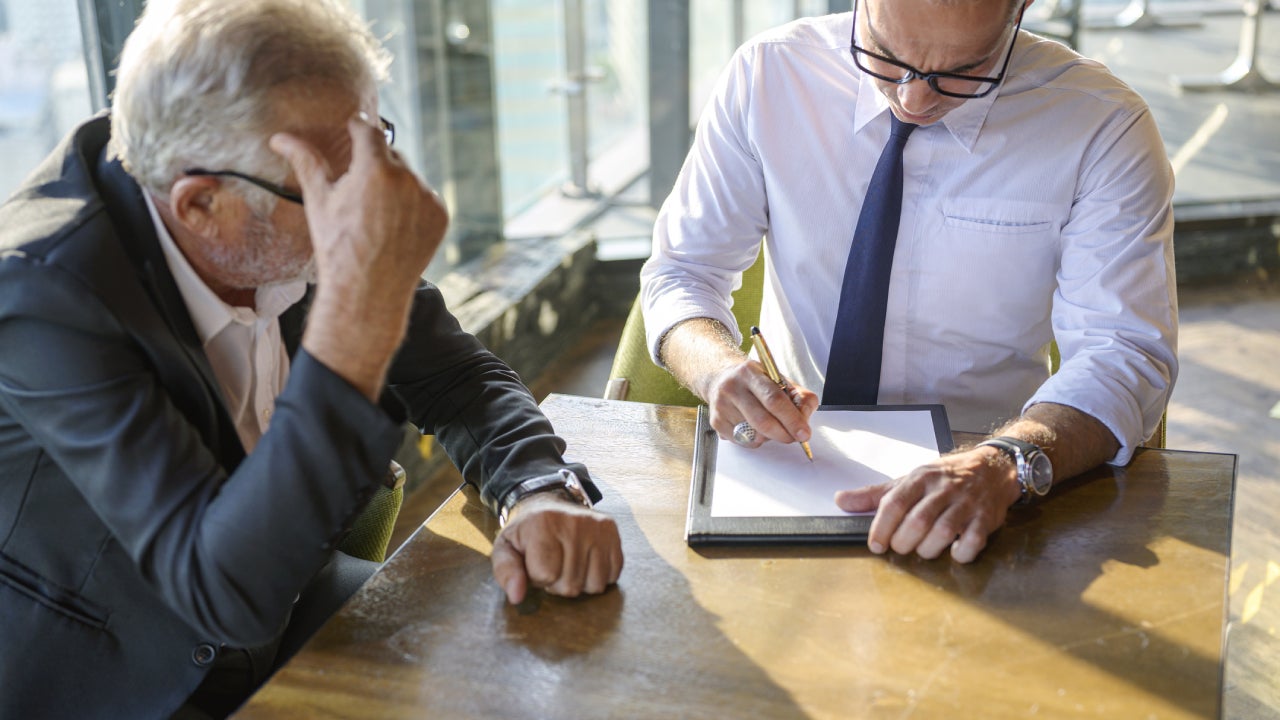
left=661, top=317, right=745, bottom=400
left=977, top=444, right=1023, bottom=505
left=977, top=436, right=1055, bottom=505
left=302, top=291, right=409, bottom=401
left=497, top=469, right=593, bottom=527
left=505, top=487, right=577, bottom=516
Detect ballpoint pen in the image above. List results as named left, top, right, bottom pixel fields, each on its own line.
left=750, top=326, right=814, bottom=462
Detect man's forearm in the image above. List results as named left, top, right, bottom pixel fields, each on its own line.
left=990, top=402, right=1121, bottom=482
left=657, top=317, right=746, bottom=401
left=303, top=284, right=412, bottom=402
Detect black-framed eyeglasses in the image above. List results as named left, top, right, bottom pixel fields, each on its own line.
left=183, top=115, right=396, bottom=206
left=850, top=1, right=1023, bottom=99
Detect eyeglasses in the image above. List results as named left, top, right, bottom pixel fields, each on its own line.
left=849, top=1, right=1023, bottom=99
left=183, top=115, right=396, bottom=206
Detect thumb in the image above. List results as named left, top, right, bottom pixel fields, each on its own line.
left=834, top=482, right=891, bottom=513
left=490, top=532, right=529, bottom=605
left=268, top=132, right=331, bottom=200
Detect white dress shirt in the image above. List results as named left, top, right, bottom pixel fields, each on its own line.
left=146, top=194, right=307, bottom=453
left=641, top=15, right=1177, bottom=463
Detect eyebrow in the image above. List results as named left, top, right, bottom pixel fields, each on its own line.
left=865, top=17, right=999, bottom=76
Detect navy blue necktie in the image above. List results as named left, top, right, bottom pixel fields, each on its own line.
left=822, top=114, right=917, bottom=405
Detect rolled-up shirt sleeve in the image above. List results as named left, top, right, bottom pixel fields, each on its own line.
left=640, top=46, right=769, bottom=366
left=1027, top=105, right=1177, bottom=465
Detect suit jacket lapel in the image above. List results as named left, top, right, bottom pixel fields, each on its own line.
left=280, top=288, right=312, bottom=358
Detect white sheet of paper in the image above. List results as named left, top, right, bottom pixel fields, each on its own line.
left=710, top=409, right=943, bottom=518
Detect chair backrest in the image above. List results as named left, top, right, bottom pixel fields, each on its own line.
left=338, top=460, right=406, bottom=563
left=606, top=251, right=765, bottom=406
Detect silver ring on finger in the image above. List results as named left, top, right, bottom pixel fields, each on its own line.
left=732, top=421, right=757, bottom=447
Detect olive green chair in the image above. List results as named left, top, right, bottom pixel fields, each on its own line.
left=605, top=252, right=766, bottom=405
left=336, top=463, right=405, bottom=563
left=606, top=253, right=1165, bottom=449
left=335, top=423, right=432, bottom=563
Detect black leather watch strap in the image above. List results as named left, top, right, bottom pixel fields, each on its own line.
left=978, top=436, right=1050, bottom=505
left=979, top=438, right=1028, bottom=503
left=498, top=469, right=592, bottom=526
left=980, top=436, right=1039, bottom=460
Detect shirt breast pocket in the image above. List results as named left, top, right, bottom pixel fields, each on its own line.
left=941, top=198, right=1059, bottom=237
left=923, top=199, right=1061, bottom=336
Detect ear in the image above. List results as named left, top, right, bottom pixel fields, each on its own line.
left=168, top=175, right=226, bottom=240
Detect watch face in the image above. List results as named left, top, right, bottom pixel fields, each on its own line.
left=1028, top=453, right=1053, bottom=495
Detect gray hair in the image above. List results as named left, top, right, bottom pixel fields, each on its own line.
left=109, top=0, right=391, bottom=207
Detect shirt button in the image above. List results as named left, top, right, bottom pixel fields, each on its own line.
left=191, top=643, right=218, bottom=667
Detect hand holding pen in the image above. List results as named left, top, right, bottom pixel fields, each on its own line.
left=748, top=326, right=814, bottom=461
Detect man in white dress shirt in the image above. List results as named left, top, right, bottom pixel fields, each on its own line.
left=641, top=0, right=1176, bottom=562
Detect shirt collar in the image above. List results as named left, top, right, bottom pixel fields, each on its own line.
left=852, top=32, right=1024, bottom=153
left=143, top=193, right=307, bottom=345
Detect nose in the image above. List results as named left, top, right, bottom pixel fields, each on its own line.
left=896, top=77, right=939, bottom=118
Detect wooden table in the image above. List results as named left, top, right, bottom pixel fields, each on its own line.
left=238, top=394, right=1235, bottom=719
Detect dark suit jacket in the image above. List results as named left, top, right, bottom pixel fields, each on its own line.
left=0, top=115, right=599, bottom=718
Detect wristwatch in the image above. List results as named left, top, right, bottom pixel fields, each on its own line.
left=498, top=469, right=593, bottom=527
left=978, top=436, right=1053, bottom=505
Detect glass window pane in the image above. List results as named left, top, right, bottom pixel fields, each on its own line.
left=690, top=0, right=817, bottom=124
left=0, top=0, right=92, bottom=202
left=493, top=1, right=570, bottom=216
left=691, top=0, right=735, bottom=120
left=585, top=0, right=647, bottom=160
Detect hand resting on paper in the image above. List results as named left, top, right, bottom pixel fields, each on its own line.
left=835, top=402, right=1119, bottom=563
left=834, top=448, right=1021, bottom=563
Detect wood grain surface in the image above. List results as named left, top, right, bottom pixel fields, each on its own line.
left=238, top=394, right=1234, bottom=720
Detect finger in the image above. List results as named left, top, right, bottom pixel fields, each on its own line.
left=709, top=388, right=762, bottom=442
left=521, top=530, right=565, bottom=590
left=268, top=132, right=332, bottom=200
left=608, top=535, right=624, bottom=584
left=834, top=483, right=890, bottom=513
left=951, top=517, right=991, bottom=564
left=914, top=506, right=967, bottom=560
left=707, top=361, right=774, bottom=438
left=490, top=533, right=529, bottom=604
left=581, top=545, right=608, bottom=595
left=888, top=489, right=953, bottom=557
left=346, top=112, right=391, bottom=168
left=708, top=397, right=748, bottom=442
left=547, top=534, right=586, bottom=598
left=791, top=384, right=821, bottom=417
left=585, top=529, right=625, bottom=594
left=866, top=480, right=925, bottom=555
left=754, top=379, right=812, bottom=444
left=727, top=387, right=798, bottom=448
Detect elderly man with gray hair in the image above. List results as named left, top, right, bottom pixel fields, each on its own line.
left=0, top=1, right=623, bottom=717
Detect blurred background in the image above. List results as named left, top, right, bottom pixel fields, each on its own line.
left=4, top=0, right=1277, bottom=278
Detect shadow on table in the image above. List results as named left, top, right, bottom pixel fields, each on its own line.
left=694, top=448, right=1225, bottom=718
left=909, top=458, right=1220, bottom=716
left=294, top=488, right=809, bottom=720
